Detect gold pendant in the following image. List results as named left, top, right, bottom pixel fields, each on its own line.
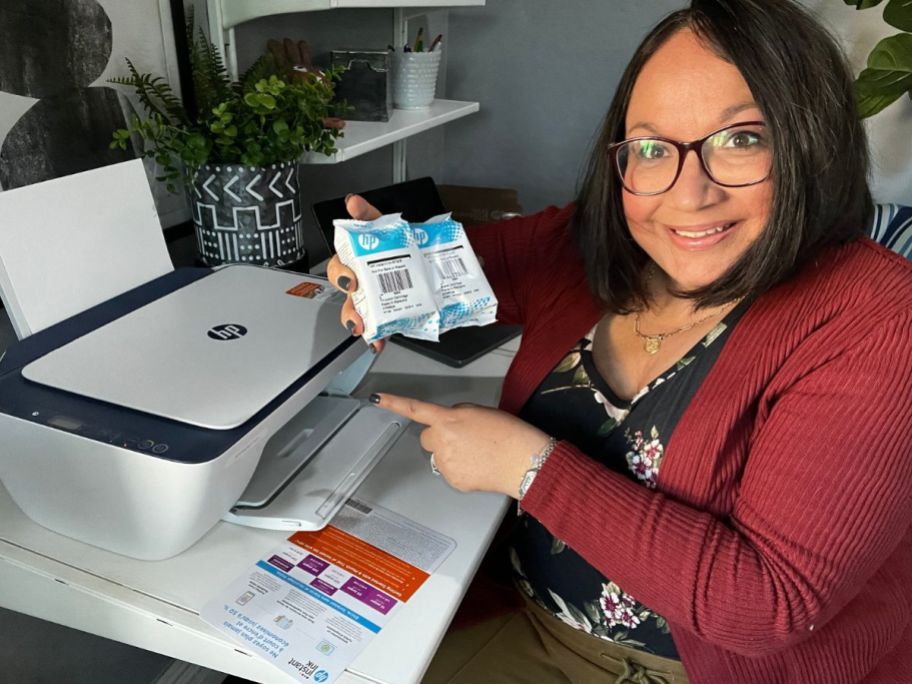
left=644, top=336, right=661, bottom=354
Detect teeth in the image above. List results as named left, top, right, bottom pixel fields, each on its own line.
left=673, top=223, right=732, bottom=239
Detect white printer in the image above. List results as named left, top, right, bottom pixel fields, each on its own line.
left=0, top=264, right=405, bottom=560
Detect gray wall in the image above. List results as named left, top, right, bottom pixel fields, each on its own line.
left=442, top=0, right=684, bottom=213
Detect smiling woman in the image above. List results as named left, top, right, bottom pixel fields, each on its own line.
left=326, top=1, right=912, bottom=682
left=575, top=3, right=871, bottom=313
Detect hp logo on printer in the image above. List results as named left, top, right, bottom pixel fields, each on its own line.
left=207, top=324, right=248, bottom=341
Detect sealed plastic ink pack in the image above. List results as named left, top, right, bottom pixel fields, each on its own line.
left=334, top=214, right=439, bottom=343
left=411, top=214, right=498, bottom=333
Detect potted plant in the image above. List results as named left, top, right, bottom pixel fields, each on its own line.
left=844, top=0, right=912, bottom=117
left=110, top=21, right=345, bottom=267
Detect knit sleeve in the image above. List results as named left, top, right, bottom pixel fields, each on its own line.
left=465, top=203, right=576, bottom=326
left=520, top=309, right=912, bottom=656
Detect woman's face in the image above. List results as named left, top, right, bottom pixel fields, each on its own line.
left=622, top=29, right=772, bottom=292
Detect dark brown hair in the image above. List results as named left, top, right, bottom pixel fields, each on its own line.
left=572, top=0, right=872, bottom=313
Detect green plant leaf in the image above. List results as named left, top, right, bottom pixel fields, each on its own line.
left=855, top=32, right=912, bottom=116
left=108, top=7, right=342, bottom=187
left=188, top=133, right=208, bottom=150
left=844, top=0, right=885, bottom=8
left=884, top=0, right=912, bottom=31
left=856, top=85, right=904, bottom=116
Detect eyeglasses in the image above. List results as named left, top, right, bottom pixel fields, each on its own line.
left=607, top=121, right=772, bottom=196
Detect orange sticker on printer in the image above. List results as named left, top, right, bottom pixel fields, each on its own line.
left=287, top=281, right=324, bottom=299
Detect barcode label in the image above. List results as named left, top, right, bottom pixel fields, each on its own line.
left=436, top=257, right=468, bottom=279
left=378, top=268, right=413, bottom=294
left=345, top=499, right=373, bottom=514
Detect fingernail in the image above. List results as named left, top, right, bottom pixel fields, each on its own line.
left=369, top=343, right=378, bottom=354
left=369, top=393, right=381, bottom=404
left=346, top=320, right=356, bottom=333
left=345, top=193, right=354, bottom=203
left=338, top=275, right=351, bottom=291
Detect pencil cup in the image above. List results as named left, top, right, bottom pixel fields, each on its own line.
left=391, top=49, right=443, bottom=109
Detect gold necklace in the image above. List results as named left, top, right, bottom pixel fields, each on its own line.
left=634, top=266, right=740, bottom=355
left=633, top=308, right=725, bottom=354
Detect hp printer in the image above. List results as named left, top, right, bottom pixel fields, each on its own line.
left=0, top=264, right=404, bottom=560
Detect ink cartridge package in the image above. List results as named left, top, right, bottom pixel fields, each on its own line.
left=411, top=214, right=498, bottom=333
left=334, top=214, right=440, bottom=343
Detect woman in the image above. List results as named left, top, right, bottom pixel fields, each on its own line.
left=329, top=1, right=912, bottom=681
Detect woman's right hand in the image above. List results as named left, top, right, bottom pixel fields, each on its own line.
left=327, top=194, right=385, bottom=352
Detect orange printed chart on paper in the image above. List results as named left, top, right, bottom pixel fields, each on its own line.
left=290, top=527, right=429, bottom=602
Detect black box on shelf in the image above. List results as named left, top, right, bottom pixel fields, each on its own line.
left=331, top=49, right=392, bottom=122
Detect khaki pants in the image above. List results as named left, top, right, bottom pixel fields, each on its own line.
left=422, top=572, right=688, bottom=684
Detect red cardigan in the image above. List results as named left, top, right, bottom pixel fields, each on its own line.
left=467, top=204, right=912, bottom=684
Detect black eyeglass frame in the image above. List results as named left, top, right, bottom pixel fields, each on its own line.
left=607, top=120, right=772, bottom=196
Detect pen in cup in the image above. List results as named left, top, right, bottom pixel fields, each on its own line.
left=393, top=30, right=441, bottom=53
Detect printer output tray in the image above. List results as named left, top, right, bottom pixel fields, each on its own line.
left=224, top=396, right=405, bottom=531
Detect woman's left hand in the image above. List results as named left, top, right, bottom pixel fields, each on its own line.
left=371, top=392, right=552, bottom=497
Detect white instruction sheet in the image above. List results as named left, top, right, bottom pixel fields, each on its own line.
left=201, top=499, right=456, bottom=683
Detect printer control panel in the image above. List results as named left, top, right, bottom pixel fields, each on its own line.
left=35, top=410, right=169, bottom=454
left=0, top=381, right=226, bottom=463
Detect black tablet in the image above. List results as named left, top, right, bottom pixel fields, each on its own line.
left=311, top=177, right=448, bottom=254
left=311, top=178, right=521, bottom=368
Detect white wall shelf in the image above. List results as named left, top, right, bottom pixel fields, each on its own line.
left=303, top=99, right=478, bottom=163
left=204, top=0, right=485, bottom=178
left=216, top=0, right=485, bottom=31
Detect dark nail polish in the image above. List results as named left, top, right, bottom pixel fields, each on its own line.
left=369, top=393, right=381, bottom=404
left=369, top=343, right=378, bottom=354
left=346, top=320, right=356, bottom=332
left=338, top=276, right=351, bottom=291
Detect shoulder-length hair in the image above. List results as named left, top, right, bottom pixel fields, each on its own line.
left=572, top=0, right=872, bottom=313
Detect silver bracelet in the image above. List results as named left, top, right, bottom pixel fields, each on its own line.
left=517, top=436, right=559, bottom=515
left=531, top=436, right=558, bottom=470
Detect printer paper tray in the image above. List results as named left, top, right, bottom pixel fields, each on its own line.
left=223, top=402, right=405, bottom=531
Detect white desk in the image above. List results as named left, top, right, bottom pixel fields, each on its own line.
left=0, top=339, right=519, bottom=684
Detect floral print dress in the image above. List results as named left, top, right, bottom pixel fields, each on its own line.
left=510, top=303, right=747, bottom=659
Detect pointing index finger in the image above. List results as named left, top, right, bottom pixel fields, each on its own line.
left=369, top=393, right=447, bottom=426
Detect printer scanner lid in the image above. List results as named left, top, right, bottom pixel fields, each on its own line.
left=21, top=265, right=352, bottom=430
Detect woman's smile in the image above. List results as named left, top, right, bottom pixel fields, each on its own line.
left=664, top=220, right=737, bottom=250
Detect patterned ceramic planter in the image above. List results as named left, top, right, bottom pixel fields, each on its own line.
left=189, top=161, right=306, bottom=267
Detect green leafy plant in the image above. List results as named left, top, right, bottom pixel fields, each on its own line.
left=110, top=19, right=344, bottom=191
left=844, top=0, right=912, bottom=117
